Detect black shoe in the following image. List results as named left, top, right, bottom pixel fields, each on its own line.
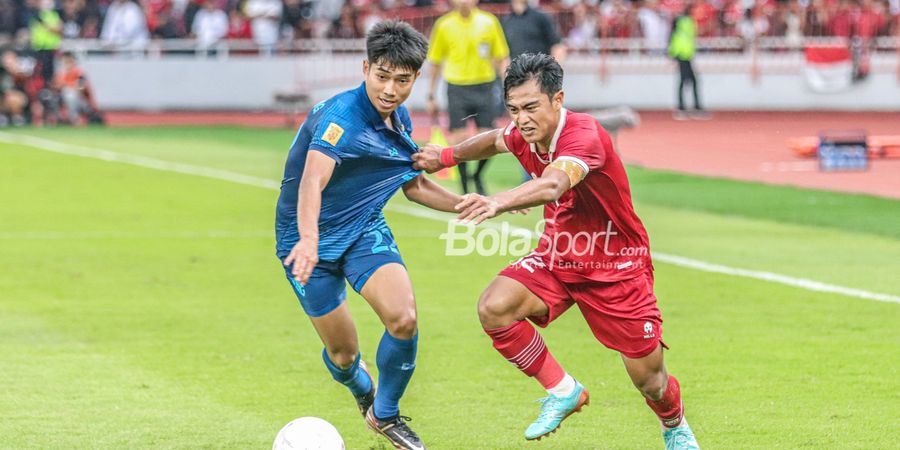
left=365, top=407, right=426, bottom=450
left=354, top=360, right=376, bottom=417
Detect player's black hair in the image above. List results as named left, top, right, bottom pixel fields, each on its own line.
left=504, top=53, right=564, bottom=100
left=366, top=20, right=429, bottom=73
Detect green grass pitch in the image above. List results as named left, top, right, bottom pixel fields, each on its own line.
left=1, top=126, right=898, bottom=449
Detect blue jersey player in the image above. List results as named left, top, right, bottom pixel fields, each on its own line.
left=275, top=21, right=460, bottom=450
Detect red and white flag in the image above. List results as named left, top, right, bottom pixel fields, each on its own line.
left=803, top=46, right=853, bottom=93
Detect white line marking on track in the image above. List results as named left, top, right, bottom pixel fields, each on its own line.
left=3, top=131, right=898, bottom=305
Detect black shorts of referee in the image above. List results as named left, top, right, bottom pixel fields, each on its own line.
left=446, top=81, right=498, bottom=130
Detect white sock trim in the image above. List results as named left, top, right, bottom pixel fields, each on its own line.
left=547, top=373, right=576, bottom=397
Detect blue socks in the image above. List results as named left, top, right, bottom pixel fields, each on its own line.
left=321, top=330, right=418, bottom=419
left=373, top=330, right=418, bottom=419
left=322, top=349, right=372, bottom=398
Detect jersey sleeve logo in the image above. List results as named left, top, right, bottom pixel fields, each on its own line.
left=322, top=122, right=345, bottom=146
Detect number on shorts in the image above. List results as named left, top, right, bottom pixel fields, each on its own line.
left=367, top=228, right=398, bottom=254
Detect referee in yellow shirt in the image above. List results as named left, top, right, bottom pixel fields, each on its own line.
left=427, top=0, right=510, bottom=195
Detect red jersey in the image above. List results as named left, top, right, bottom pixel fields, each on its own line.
left=503, top=109, right=651, bottom=283
left=828, top=10, right=853, bottom=38
left=854, top=8, right=884, bottom=39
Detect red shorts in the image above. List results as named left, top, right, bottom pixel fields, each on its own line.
left=499, top=254, right=665, bottom=359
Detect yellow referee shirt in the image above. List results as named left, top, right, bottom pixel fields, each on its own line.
left=428, top=8, right=510, bottom=86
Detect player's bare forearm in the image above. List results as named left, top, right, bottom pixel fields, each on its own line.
left=454, top=128, right=509, bottom=161
left=287, top=178, right=322, bottom=283
left=286, top=151, right=336, bottom=283
left=412, top=129, right=507, bottom=173
left=402, top=174, right=462, bottom=212
left=296, top=177, right=322, bottom=241
left=455, top=170, right=571, bottom=224
left=295, top=152, right=336, bottom=239
left=494, top=172, right=570, bottom=212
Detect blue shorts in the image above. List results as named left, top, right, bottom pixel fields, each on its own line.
left=278, top=223, right=405, bottom=317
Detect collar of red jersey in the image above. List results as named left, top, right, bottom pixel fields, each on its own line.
left=528, top=107, right=567, bottom=164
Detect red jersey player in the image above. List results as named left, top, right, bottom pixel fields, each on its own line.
left=413, top=53, right=700, bottom=449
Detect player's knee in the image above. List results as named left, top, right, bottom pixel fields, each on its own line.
left=386, top=309, right=417, bottom=339
left=326, top=348, right=357, bottom=369
left=477, top=289, right=515, bottom=328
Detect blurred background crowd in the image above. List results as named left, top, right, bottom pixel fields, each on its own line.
left=1, top=0, right=898, bottom=127
left=5, top=0, right=899, bottom=51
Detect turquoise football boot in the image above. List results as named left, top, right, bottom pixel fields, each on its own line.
left=663, top=418, right=700, bottom=450
left=524, top=381, right=590, bottom=440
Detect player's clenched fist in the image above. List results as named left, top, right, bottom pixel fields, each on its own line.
left=455, top=193, right=501, bottom=224
left=283, top=238, right=318, bottom=284
left=412, top=143, right=444, bottom=173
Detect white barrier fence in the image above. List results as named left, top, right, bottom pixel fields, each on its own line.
left=66, top=37, right=900, bottom=111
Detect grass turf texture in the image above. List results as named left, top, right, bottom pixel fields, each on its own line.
left=1, top=126, right=898, bottom=449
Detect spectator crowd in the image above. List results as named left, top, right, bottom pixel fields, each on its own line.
left=2, top=0, right=897, bottom=50
left=1, top=0, right=897, bottom=126
left=562, top=0, right=900, bottom=49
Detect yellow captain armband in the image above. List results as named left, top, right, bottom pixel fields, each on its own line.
left=548, top=156, right=589, bottom=188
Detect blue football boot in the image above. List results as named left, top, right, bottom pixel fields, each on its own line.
left=663, top=418, right=700, bottom=450
left=524, top=381, right=590, bottom=440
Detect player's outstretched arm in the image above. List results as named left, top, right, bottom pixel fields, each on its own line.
left=455, top=160, right=585, bottom=224
left=283, top=151, right=336, bottom=284
left=402, top=174, right=463, bottom=213
left=412, top=128, right=509, bottom=173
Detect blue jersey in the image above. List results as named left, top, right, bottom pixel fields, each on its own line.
left=275, top=82, right=420, bottom=261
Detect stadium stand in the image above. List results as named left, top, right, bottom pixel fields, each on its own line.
left=2, top=0, right=898, bottom=124
left=6, top=0, right=898, bottom=48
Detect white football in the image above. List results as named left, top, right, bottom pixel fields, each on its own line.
left=272, top=417, right=345, bottom=450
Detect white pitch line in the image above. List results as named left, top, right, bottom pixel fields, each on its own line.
left=389, top=205, right=900, bottom=304
left=0, top=229, right=439, bottom=240
left=0, top=230, right=273, bottom=240
left=3, top=131, right=898, bottom=305
left=0, top=132, right=281, bottom=190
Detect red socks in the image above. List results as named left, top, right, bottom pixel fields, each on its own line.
left=484, top=320, right=565, bottom=389
left=646, top=374, right=684, bottom=428
left=488, top=320, right=684, bottom=427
